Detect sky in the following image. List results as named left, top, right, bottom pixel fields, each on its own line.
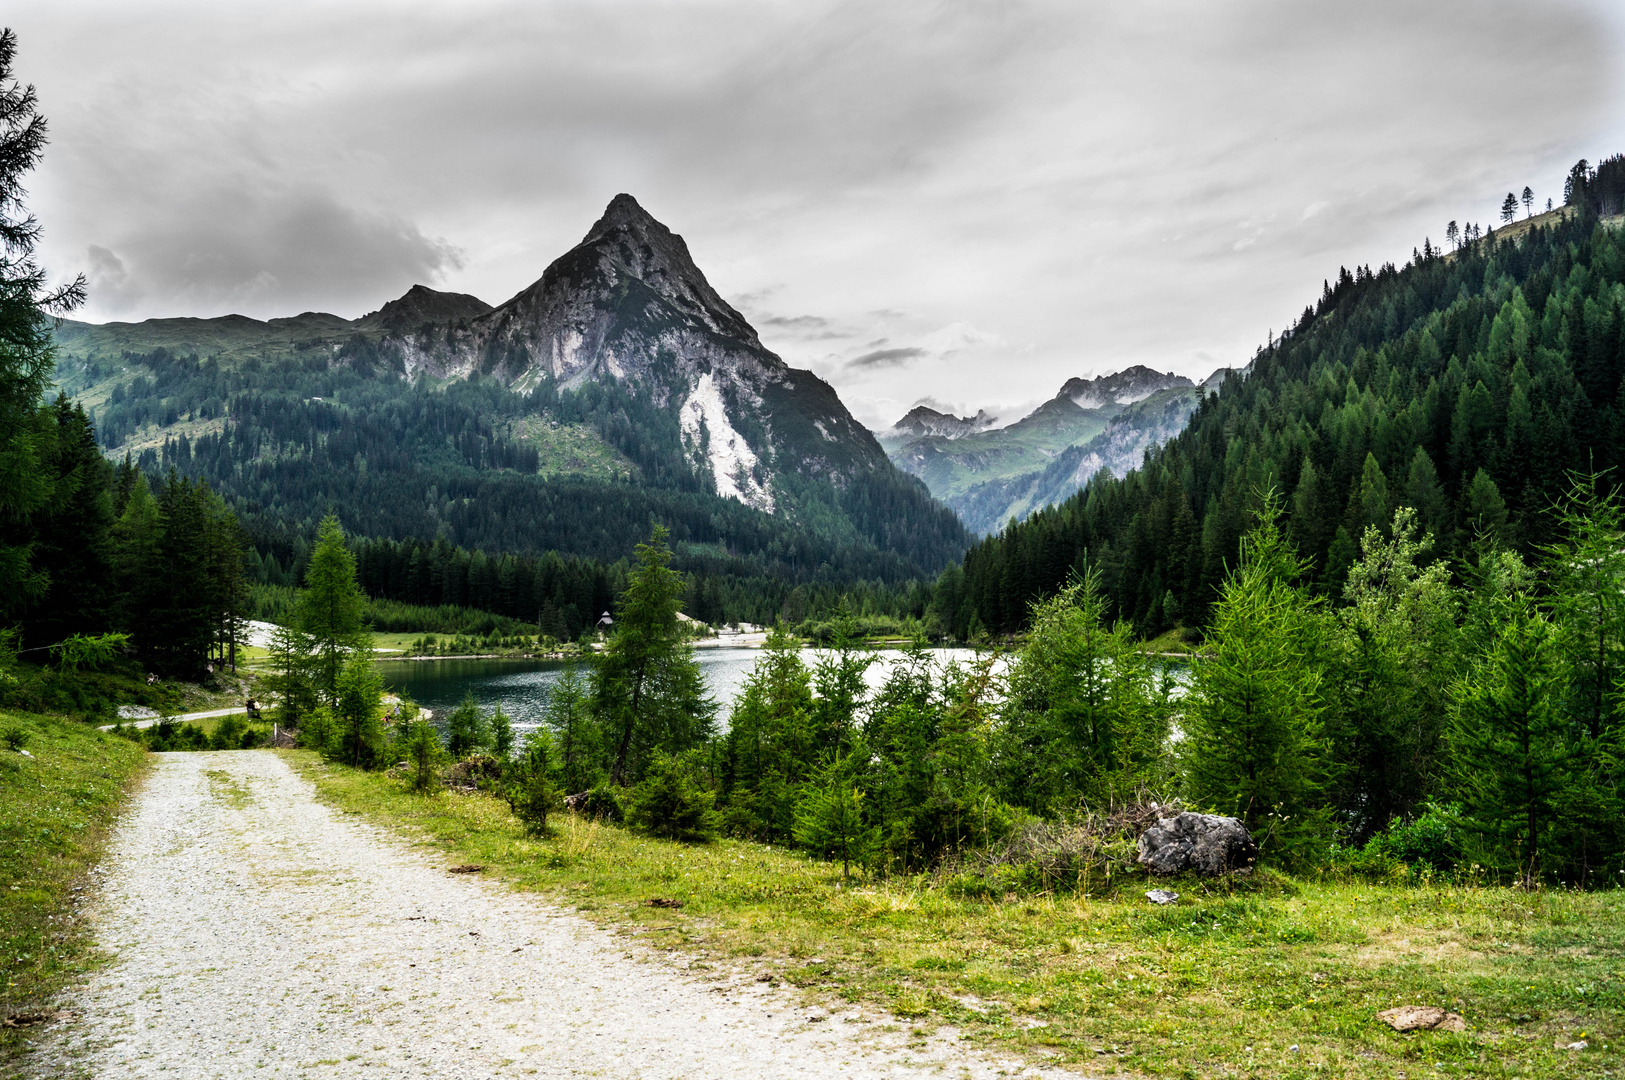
left=13, top=0, right=1625, bottom=428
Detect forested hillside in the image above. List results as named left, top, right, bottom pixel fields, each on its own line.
left=51, top=196, right=971, bottom=591
left=943, top=157, right=1625, bottom=637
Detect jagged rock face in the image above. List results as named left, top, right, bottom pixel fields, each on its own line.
left=882, top=405, right=998, bottom=442
left=393, top=194, right=883, bottom=513
left=1058, top=365, right=1193, bottom=410
left=1136, top=812, right=1258, bottom=876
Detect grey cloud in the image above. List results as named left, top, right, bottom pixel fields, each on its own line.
left=847, top=346, right=925, bottom=370
left=14, top=0, right=1625, bottom=416
left=761, top=314, right=830, bottom=329
left=79, top=183, right=459, bottom=317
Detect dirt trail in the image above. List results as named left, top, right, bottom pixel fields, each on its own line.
left=31, top=752, right=1066, bottom=1079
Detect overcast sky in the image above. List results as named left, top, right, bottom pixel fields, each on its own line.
left=14, top=0, right=1625, bottom=427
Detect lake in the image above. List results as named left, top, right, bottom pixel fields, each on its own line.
left=376, top=646, right=994, bottom=740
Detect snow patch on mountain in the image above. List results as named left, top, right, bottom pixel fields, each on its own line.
left=679, top=373, right=774, bottom=513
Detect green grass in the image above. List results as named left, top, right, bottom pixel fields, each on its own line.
left=0, top=709, right=147, bottom=1054
left=290, top=750, right=1624, bottom=1078
left=507, top=415, right=639, bottom=482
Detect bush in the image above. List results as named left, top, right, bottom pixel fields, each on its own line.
left=210, top=713, right=246, bottom=750
left=626, top=752, right=716, bottom=842
left=1361, top=803, right=1461, bottom=872
left=2, top=723, right=29, bottom=751
left=573, top=784, right=624, bottom=823
left=398, top=719, right=444, bottom=793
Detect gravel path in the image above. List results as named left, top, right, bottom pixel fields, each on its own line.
left=32, top=752, right=1068, bottom=1079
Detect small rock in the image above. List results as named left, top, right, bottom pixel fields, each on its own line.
left=1137, top=812, right=1258, bottom=875
left=1377, top=1006, right=1466, bottom=1032
left=647, top=897, right=684, bottom=909
left=1145, top=889, right=1180, bottom=905
left=1290, top=1044, right=1300, bottom=1052
left=19, top=749, right=32, bottom=759
left=447, top=864, right=484, bottom=874
left=1564, top=1040, right=1588, bottom=1051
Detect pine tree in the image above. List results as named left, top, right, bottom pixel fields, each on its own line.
left=1450, top=603, right=1571, bottom=887
left=0, top=29, right=85, bottom=619
left=593, top=525, right=715, bottom=786
left=444, top=691, right=490, bottom=759
left=1182, top=492, right=1330, bottom=853
left=332, top=654, right=384, bottom=769
left=1501, top=193, right=1518, bottom=224
left=793, top=751, right=878, bottom=880
left=296, top=514, right=371, bottom=702
left=1328, top=509, right=1459, bottom=836
left=504, top=728, right=560, bottom=835
left=1522, top=186, right=1534, bottom=217
left=544, top=662, right=594, bottom=793
left=719, top=623, right=816, bottom=840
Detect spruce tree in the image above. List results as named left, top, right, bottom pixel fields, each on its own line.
left=0, top=29, right=84, bottom=619
left=1450, top=603, right=1570, bottom=887
left=332, top=653, right=384, bottom=769
left=1182, top=493, right=1330, bottom=852
left=719, top=623, right=815, bottom=840
left=592, top=525, right=715, bottom=786
left=793, top=751, right=878, bottom=880
left=296, top=514, right=371, bottom=701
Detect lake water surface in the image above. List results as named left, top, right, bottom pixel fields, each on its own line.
left=377, top=646, right=992, bottom=739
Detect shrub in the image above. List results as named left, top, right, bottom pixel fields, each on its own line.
left=398, top=720, right=444, bottom=793
left=626, top=752, right=716, bottom=842
left=573, top=784, right=624, bottom=823
left=2, top=723, right=29, bottom=751
left=1361, top=802, right=1461, bottom=872
left=210, top=713, right=246, bottom=750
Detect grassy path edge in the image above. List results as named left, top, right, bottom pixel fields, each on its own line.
left=286, top=749, right=1624, bottom=1080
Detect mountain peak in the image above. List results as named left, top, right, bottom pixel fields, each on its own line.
left=885, top=405, right=999, bottom=441
left=1058, top=365, right=1192, bottom=409
left=584, top=193, right=660, bottom=243
left=359, top=284, right=492, bottom=335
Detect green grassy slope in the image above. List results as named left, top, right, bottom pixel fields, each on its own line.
left=0, top=711, right=146, bottom=1051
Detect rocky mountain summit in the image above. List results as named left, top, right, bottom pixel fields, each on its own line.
left=388, top=194, right=883, bottom=513
left=878, top=405, right=998, bottom=445
left=1058, top=365, right=1192, bottom=409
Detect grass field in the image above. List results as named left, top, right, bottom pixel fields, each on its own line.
left=290, top=750, right=1623, bottom=1079
left=0, top=710, right=147, bottom=1058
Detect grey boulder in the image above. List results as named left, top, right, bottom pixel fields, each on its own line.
left=1136, top=812, right=1258, bottom=875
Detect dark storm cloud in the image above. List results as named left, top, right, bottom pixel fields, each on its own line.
left=846, top=346, right=925, bottom=370
left=12, top=0, right=1625, bottom=425
left=84, top=184, right=458, bottom=316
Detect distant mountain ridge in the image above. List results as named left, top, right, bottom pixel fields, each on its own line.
left=877, top=365, right=1215, bottom=534
left=879, top=405, right=999, bottom=443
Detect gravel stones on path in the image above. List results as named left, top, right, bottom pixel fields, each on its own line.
left=30, top=752, right=1065, bottom=1079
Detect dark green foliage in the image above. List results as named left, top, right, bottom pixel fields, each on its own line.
left=297, top=515, right=370, bottom=701
left=443, top=692, right=490, bottom=760
left=332, top=655, right=385, bottom=769
left=543, top=663, right=595, bottom=793
left=0, top=29, right=85, bottom=618
left=718, top=624, right=819, bottom=841
left=1325, top=509, right=1457, bottom=837
left=953, top=202, right=1625, bottom=640
left=591, top=526, right=715, bottom=786
left=1450, top=600, right=1571, bottom=887
left=995, top=565, right=1171, bottom=814
left=626, top=751, right=716, bottom=842
left=490, top=704, right=514, bottom=760
left=504, top=729, right=560, bottom=835
left=1181, top=495, right=1331, bottom=854
left=399, top=719, right=444, bottom=793
left=792, top=752, right=879, bottom=880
